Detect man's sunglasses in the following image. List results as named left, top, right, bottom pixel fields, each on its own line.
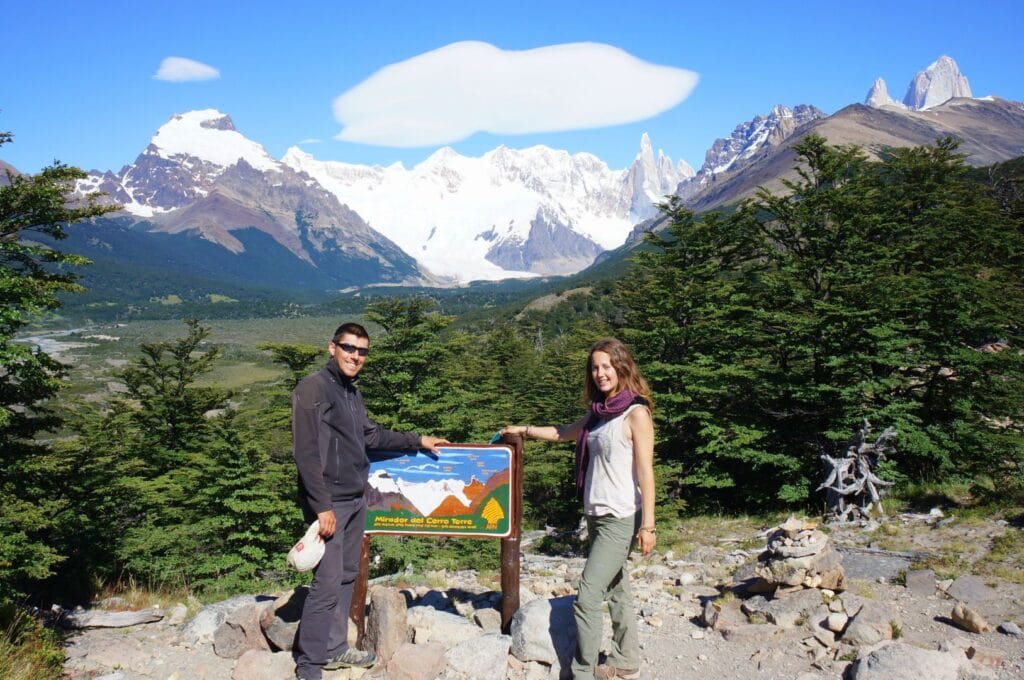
left=333, top=340, right=369, bottom=357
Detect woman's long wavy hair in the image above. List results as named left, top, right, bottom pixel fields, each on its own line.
left=583, top=337, right=654, bottom=410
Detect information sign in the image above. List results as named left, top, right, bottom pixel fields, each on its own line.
left=364, top=445, right=513, bottom=537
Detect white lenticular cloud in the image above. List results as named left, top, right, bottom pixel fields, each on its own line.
left=154, top=56, right=221, bottom=82
left=333, top=41, right=699, bottom=147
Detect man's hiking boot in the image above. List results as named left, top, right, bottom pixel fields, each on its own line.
left=594, top=663, right=640, bottom=679
left=323, top=647, right=377, bottom=670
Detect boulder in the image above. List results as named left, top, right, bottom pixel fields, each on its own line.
left=951, top=601, right=990, bottom=633
left=407, top=606, right=482, bottom=646
left=259, top=588, right=306, bottom=652
left=231, top=649, right=296, bottom=680
left=182, top=595, right=270, bottom=646
left=445, top=631, right=513, bottom=680
left=365, top=586, right=408, bottom=664
left=387, top=641, right=447, bottom=680
left=474, top=607, right=503, bottom=631
left=904, top=569, right=936, bottom=597
left=849, top=642, right=974, bottom=680
left=827, top=612, right=849, bottom=633
left=720, top=623, right=783, bottom=642
left=843, top=619, right=884, bottom=646
left=997, top=621, right=1023, bottom=637
left=168, top=603, right=189, bottom=626
left=213, top=602, right=272, bottom=659
left=945, top=576, right=997, bottom=608
left=510, top=596, right=576, bottom=669
left=65, top=608, right=164, bottom=628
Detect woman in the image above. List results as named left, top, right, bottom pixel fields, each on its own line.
left=504, top=337, right=655, bottom=680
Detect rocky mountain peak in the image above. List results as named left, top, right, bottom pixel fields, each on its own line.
left=147, top=109, right=277, bottom=173
left=902, top=56, right=973, bottom=111
left=864, top=78, right=906, bottom=109
left=707, top=104, right=825, bottom=174
left=198, top=112, right=237, bottom=131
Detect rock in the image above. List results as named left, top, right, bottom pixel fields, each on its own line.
left=945, top=576, right=997, bottom=607
left=182, top=595, right=271, bottom=646
left=966, top=645, right=1006, bottom=669
left=259, top=588, right=306, bottom=652
left=951, top=601, right=990, bottom=633
left=701, top=600, right=724, bottom=630
left=213, top=602, right=272, bottom=659
left=365, top=586, right=408, bottom=664
left=849, top=641, right=974, bottom=680
left=168, top=603, right=189, bottom=626
left=843, top=597, right=900, bottom=643
left=827, top=612, right=849, bottom=633
left=232, top=649, right=296, bottom=680
left=828, top=598, right=844, bottom=613
left=816, top=567, right=847, bottom=592
left=474, top=607, right=503, bottom=631
left=904, top=569, right=936, bottom=597
left=387, top=641, right=447, bottom=680
left=408, top=606, right=483, bottom=646
left=843, top=619, right=884, bottom=646
left=997, top=621, right=1023, bottom=637
left=510, top=596, right=575, bottom=668
left=676, top=571, right=698, bottom=586
left=445, top=631, right=512, bottom=680
left=720, top=623, right=783, bottom=642
left=65, top=608, right=164, bottom=628
left=741, top=588, right=823, bottom=628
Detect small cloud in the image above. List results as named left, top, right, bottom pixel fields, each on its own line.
left=154, top=56, right=220, bottom=82
left=333, top=41, right=698, bottom=147
left=298, top=138, right=323, bottom=145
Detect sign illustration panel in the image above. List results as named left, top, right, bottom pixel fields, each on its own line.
left=365, top=445, right=512, bottom=537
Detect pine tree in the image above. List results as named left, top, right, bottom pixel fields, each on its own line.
left=616, top=137, right=1024, bottom=510
left=0, top=131, right=118, bottom=598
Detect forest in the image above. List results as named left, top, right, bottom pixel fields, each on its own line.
left=2, top=133, right=1022, bottom=674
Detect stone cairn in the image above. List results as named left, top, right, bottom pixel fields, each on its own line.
left=752, top=516, right=846, bottom=595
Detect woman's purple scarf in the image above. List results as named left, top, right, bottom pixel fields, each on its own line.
left=574, top=388, right=646, bottom=497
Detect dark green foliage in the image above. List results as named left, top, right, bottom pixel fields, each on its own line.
left=52, top=321, right=302, bottom=596
left=0, top=130, right=119, bottom=599
left=616, top=136, right=1024, bottom=510
left=259, top=342, right=321, bottom=390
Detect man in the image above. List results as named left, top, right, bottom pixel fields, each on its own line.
left=292, top=322, right=448, bottom=680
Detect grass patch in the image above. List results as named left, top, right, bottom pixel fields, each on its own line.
left=976, top=529, right=1024, bottom=584
left=910, top=549, right=970, bottom=580
left=0, top=604, right=64, bottom=680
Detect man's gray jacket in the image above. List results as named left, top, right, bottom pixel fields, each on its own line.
left=292, top=360, right=420, bottom=517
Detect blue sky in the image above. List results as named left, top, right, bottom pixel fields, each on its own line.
left=4, top=1, right=1022, bottom=175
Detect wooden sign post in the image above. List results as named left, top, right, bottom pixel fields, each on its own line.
left=350, top=434, right=524, bottom=639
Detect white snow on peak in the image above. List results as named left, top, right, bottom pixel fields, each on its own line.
left=283, top=134, right=682, bottom=282
left=149, top=109, right=279, bottom=172
left=368, top=469, right=470, bottom=517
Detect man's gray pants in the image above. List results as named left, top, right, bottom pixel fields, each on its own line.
left=294, top=496, right=366, bottom=679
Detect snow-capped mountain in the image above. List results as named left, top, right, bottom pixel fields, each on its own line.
left=676, top=104, right=825, bottom=202
left=367, top=469, right=472, bottom=517
left=282, top=133, right=690, bottom=280
left=864, top=56, right=973, bottom=111
left=80, top=110, right=690, bottom=284
left=75, top=110, right=427, bottom=288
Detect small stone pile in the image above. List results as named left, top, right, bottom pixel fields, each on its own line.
left=753, top=517, right=846, bottom=595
